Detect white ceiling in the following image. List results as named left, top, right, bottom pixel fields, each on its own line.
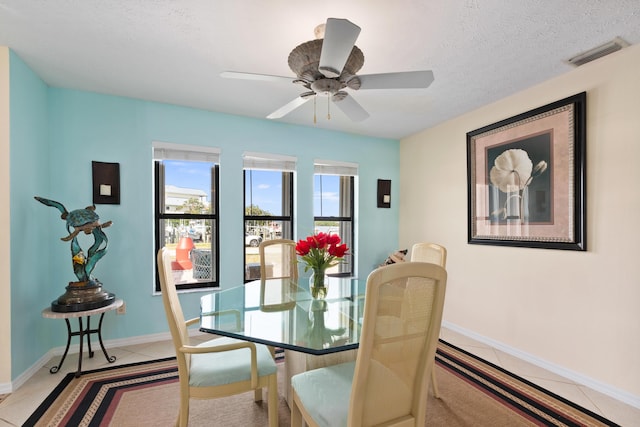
left=1, top=1, right=639, bottom=140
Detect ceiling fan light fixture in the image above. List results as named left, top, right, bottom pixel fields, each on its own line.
left=346, top=76, right=361, bottom=90
left=311, top=78, right=342, bottom=94
left=332, top=91, right=348, bottom=102
left=314, top=23, right=326, bottom=39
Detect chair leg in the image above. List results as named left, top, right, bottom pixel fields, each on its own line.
left=291, top=390, right=303, bottom=427
left=254, top=387, right=263, bottom=402
left=431, top=369, right=441, bottom=399
left=267, top=374, right=279, bottom=427
left=179, top=387, right=190, bottom=427
left=178, top=404, right=189, bottom=427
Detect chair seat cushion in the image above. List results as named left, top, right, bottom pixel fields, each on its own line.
left=291, top=361, right=355, bottom=427
left=291, top=359, right=413, bottom=426
left=189, top=336, right=277, bottom=387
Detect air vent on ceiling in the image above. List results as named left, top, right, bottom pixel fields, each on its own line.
left=566, top=37, right=630, bottom=67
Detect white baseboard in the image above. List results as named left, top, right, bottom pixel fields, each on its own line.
left=442, top=321, right=640, bottom=410
left=1, top=350, right=58, bottom=393
left=2, top=331, right=176, bottom=394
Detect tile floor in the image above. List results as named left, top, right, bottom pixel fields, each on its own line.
left=0, top=328, right=638, bottom=426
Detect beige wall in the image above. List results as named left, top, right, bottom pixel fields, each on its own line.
left=400, top=44, right=640, bottom=399
left=0, top=46, right=11, bottom=385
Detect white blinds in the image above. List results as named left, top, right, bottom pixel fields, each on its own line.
left=153, top=141, right=220, bottom=163
left=243, top=151, right=297, bottom=171
left=314, top=159, right=358, bottom=176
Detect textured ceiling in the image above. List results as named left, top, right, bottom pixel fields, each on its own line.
left=1, top=0, right=639, bottom=139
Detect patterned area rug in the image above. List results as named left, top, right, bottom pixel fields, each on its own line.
left=435, top=341, right=619, bottom=426
left=24, top=341, right=618, bottom=427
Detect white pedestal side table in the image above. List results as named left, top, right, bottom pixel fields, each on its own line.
left=42, top=298, right=123, bottom=377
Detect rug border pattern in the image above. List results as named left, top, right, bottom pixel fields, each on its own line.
left=25, top=343, right=620, bottom=427
left=436, top=340, right=620, bottom=427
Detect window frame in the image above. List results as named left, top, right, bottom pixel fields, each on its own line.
left=314, top=172, right=356, bottom=276
left=243, top=168, right=295, bottom=282
left=154, top=160, right=220, bottom=292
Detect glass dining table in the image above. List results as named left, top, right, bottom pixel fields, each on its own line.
left=199, top=276, right=366, bottom=405
left=199, top=276, right=366, bottom=355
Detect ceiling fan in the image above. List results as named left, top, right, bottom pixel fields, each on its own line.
left=221, top=18, right=434, bottom=122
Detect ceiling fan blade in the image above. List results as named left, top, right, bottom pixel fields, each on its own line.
left=356, top=70, right=434, bottom=90
left=319, top=18, right=361, bottom=78
left=333, top=94, right=369, bottom=122
left=221, top=71, right=293, bottom=84
left=266, top=96, right=311, bottom=119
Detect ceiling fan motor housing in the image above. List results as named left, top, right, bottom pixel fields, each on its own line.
left=288, top=39, right=365, bottom=86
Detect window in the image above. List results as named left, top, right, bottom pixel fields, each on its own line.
left=154, top=142, right=220, bottom=291
left=243, top=152, right=295, bottom=281
left=314, top=160, right=357, bottom=275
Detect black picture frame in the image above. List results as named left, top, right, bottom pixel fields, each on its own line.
left=467, top=92, right=586, bottom=250
left=377, top=179, right=391, bottom=208
left=92, top=161, right=120, bottom=205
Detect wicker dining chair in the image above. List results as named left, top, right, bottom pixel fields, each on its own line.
left=157, top=248, right=278, bottom=427
left=410, top=242, right=447, bottom=399
left=290, top=262, right=447, bottom=426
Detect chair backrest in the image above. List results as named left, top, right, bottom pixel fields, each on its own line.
left=157, top=248, right=191, bottom=368
left=258, top=239, right=298, bottom=281
left=410, top=242, right=447, bottom=267
left=349, top=262, right=447, bottom=426
left=259, top=278, right=298, bottom=312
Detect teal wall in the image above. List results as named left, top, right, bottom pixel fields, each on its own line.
left=10, top=55, right=401, bottom=380
left=9, top=51, right=51, bottom=376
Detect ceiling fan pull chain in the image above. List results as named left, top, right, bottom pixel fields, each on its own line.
left=314, top=95, right=317, bottom=124
left=327, top=94, right=331, bottom=120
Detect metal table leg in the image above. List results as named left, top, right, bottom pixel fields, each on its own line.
left=97, top=312, right=117, bottom=363
left=76, top=317, right=84, bottom=377
left=50, top=312, right=118, bottom=378
left=49, top=319, right=72, bottom=374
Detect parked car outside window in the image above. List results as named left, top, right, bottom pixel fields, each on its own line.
left=245, top=233, right=262, bottom=247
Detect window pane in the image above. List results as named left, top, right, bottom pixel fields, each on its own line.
left=244, top=169, right=293, bottom=282
left=160, top=218, right=216, bottom=284
left=245, top=169, right=286, bottom=216
left=314, top=220, right=352, bottom=275
left=245, top=219, right=290, bottom=242
left=163, top=218, right=213, bottom=244
left=314, top=174, right=354, bottom=275
left=163, top=160, right=213, bottom=214
left=245, top=220, right=292, bottom=281
left=314, top=175, right=341, bottom=217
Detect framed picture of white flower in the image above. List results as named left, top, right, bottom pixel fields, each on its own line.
left=467, top=92, right=586, bottom=250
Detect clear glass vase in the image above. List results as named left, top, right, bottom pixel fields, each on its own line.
left=309, top=268, right=328, bottom=299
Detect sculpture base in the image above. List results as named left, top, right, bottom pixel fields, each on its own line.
left=51, top=280, right=116, bottom=312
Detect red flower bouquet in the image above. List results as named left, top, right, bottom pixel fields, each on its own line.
left=296, top=232, right=349, bottom=298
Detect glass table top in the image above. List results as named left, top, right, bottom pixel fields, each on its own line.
left=200, top=277, right=366, bottom=355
